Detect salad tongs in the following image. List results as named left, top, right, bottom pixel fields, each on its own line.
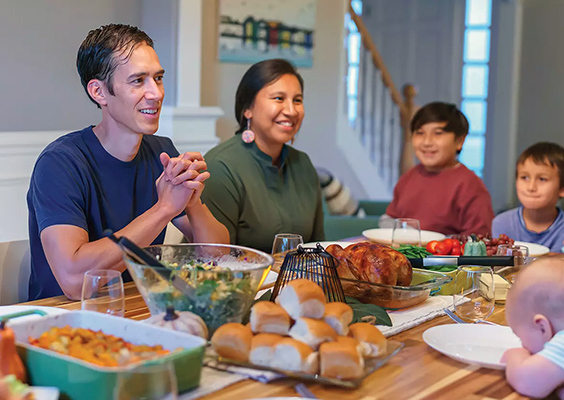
left=105, top=230, right=195, bottom=298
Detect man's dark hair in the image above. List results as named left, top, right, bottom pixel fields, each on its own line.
left=77, top=24, right=154, bottom=108
left=411, top=102, right=469, bottom=139
left=234, top=59, right=304, bottom=134
left=517, top=142, right=564, bottom=188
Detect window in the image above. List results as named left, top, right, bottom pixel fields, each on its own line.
left=459, top=0, right=492, bottom=178
left=346, top=0, right=363, bottom=126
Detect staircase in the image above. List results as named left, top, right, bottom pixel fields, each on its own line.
left=337, top=0, right=418, bottom=198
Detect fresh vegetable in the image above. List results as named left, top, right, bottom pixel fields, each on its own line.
left=145, top=261, right=257, bottom=335
left=420, top=264, right=458, bottom=273
left=393, top=244, right=432, bottom=258
left=426, top=241, right=439, bottom=254
left=1, top=375, right=32, bottom=399
left=464, top=234, right=487, bottom=256
left=145, top=305, right=208, bottom=339
left=425, top=239, right=464, bottom=256
left=0, top=320, right=26, bottom=383
left=451, top=233, right=515, bottom=256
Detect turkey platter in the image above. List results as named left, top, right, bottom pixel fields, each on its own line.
left=326, top=242, right=412, bottom=287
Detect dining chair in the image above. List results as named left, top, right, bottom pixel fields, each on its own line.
left=0, top=239, right=31, bottom=305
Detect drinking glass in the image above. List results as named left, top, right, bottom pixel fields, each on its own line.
left=272, top=233, right=304, bottom=255
left=271, top=233, right=304, bottom=271
left=453, top=266, right=495, bottom=322
left=81, top=270, right=125, bottom=317
left=114, top=362, right=178, bottom=400
left=496, top=244, right=530, bottom=284
left=391, top=218, right=421, bottom=247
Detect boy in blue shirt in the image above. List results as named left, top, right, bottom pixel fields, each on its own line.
left=493, top=142, right=564, bottom=252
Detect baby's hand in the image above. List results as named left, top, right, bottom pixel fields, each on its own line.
left=501, top=347, right=530, bottom=365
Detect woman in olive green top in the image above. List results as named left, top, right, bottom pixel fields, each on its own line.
left=202, top=59, right=325, bottom=253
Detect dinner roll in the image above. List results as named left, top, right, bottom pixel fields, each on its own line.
left=250, top=301, right=291, bottom=335
left=348, top=322, right=387, bottom=358
left=323, top=302, right=353, bottom=335
left=320, top=341, right=364, bottom=380
left=288, top=317, right=338, bottom=350
left=210, top=323, right=253, bottom=362
left=276, top=279, right=326, bottom=320
left=271, top=338, right=319, bottom=374
left=336, top=335, right=363, bottom=356
left=249, top=333, right=283, bottom=367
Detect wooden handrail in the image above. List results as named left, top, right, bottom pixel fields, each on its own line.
left=348, top=1, right=417, bottom=176
left=348, top=3, right=406, bottom=120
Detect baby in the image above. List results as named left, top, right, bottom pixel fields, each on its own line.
left=503, top=257, right=564, bottom=398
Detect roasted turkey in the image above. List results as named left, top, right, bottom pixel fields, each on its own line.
left=326, top=242, right=412, bottom=286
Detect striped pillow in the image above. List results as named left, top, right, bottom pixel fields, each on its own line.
left=317, top=169, right=361, bottom=216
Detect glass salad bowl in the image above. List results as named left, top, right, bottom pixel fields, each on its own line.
left=123, top=244, right=273, bottom=336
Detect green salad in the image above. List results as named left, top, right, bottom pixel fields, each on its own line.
left=144, top=260, right=257, bottom=334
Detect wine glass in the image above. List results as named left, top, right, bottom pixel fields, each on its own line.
left=391, top=218, right=421, bottom=247
left=272, top=233, right=304, bottom=255
left=81, top=270, right=125, bottom=317
left=113, top=362, right=178, bottom=400
left=496, top=244, right=530, bottom=284
left=453, top=266, right=495, bottom=322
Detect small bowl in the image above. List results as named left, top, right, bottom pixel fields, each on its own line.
left=340, top=269, right=452, bottom=310
left=123, top=244, right=273, bottom=336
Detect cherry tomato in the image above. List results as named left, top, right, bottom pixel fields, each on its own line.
left=443, top=238, right=458, bottom=250
left=450, top=245, right=462, bottom=256
left=439, top=239, right=453, bottom=254
left=426, top=240, right=440, bottom=254
left=435, top=241, right=450, bottom=255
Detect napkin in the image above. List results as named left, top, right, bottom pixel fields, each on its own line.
left=179, top=367, right=247, bottom=400
left=377, top=295, right=465, bottom=337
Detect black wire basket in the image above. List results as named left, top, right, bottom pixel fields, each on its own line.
left=270, top=244, right=346, bottom=303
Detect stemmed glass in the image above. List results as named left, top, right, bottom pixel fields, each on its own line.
left=453, top=266, right=495, bottom=322
left=272, top=233, right=304, bottom=257
left=81, top=270, right=125, bottom=317
left=496, top=244, right=530, bottom=284
left=113, top=362, right=178, bottom=400
left=391, top=218, right=421, bottom=247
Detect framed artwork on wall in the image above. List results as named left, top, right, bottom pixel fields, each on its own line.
left=218, top=0, right=316, bottom=67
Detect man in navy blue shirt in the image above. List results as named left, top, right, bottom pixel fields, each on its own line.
left=27, top=24, right=229, bottom=300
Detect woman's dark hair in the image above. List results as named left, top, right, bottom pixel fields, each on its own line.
left=234, top=59, right=304, bottom=134
left=77, top=24, right=154, bottom=108
left=517, top=142, right=564, bottom=188
left=411, top=102, right=469, bottom=139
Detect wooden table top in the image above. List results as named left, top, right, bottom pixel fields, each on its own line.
left=22, top=281, right=533, bottom=400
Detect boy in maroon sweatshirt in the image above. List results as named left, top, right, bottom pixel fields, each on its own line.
left=383, top=102, right=494, bottom=236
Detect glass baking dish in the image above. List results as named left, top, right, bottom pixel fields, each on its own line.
left=340, top=269, right=452, bottom=310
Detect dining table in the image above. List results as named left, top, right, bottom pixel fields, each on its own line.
left=21, top=280, right=536, bottom=400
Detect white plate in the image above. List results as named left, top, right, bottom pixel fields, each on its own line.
left=362, top=228, right=446, bottom=245
left=514, top=241, right=550, bottom=256
left=30, top=387, right=60, bottom=400
left=302, top=241, right=363, bottom=248
left=260, top=270, right=278, bottom=289
left=0, top=305, right=68, bottom=324
left=423, top=324, right=522, bottom=369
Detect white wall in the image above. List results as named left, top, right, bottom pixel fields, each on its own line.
left=201, top=0, right=368, bottom=199
left=516, top=0, right=564, bottom=153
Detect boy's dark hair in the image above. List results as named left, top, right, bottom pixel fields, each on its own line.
left=235, top=59, right=304, bottom=134
left=411, top=102, right=469, bottom=139
left=517, top=142, right=564, bottom=188
left=77, top=24, right=154, bottom=108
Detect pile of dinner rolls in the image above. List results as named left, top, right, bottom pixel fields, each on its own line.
left=210, top=279, right=387, bottom=380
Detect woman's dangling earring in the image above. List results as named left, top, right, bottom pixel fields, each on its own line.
left=241, top=118, right=255, bottom=144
